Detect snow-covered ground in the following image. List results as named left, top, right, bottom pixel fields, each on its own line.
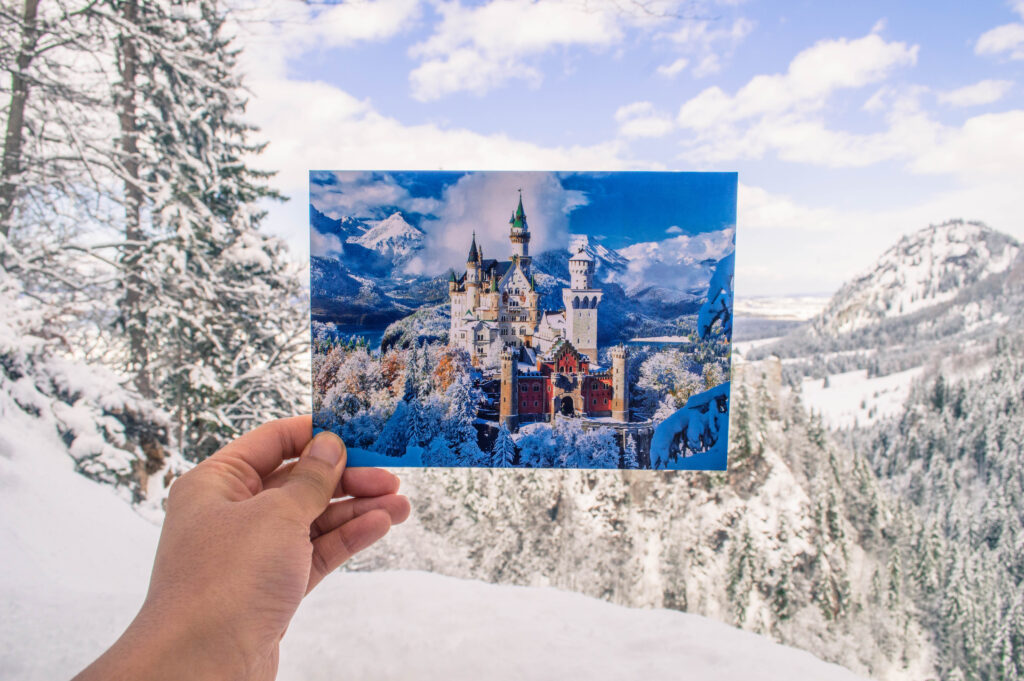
left=732, top=336, right=783, bottom=357
left=800, top=368, right=924, bottom=429
left=1, top=410, right=866, bottom=681
left=733, top=295, right=830, bottom=321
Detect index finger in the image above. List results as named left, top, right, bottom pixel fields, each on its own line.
left=213, top=415, right=313, bottom=479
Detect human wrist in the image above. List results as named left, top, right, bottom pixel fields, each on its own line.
left=74, top=602, right=252, bottom=681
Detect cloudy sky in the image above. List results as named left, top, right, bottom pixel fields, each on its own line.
left=229, top=0, right=1024, bottom=296
left=309, top=170, right=735, bottom=291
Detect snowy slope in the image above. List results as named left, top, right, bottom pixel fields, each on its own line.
left=0, top=417, right=865, bottom=681
left=349, top=212, right=424, bottom=260
left=815, top=220, right=1018, bottom=334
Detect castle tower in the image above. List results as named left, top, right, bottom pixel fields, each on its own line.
left=509, top=191, right=531, bottom=272
left=499, top=346, right=519, bottom=431
left=466, top=231, right=481, bottom=309
left=610, top=345, right=629, bottom=421
left=562, top=246, right=603, bottom=363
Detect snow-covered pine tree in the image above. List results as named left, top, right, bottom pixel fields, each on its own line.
left=100, top=0, right=305, bottom=457
left=574, top=427, right=619, bottom=469
left=375, top=400, right=410, bottom=458
left=492, top=424, right=515, bottom=468
left=403, top=344, right=420, bottom=401
left=442, top=373, right=483, bottom=465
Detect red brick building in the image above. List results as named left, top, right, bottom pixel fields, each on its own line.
left=499, top=340, right=629, bottom=431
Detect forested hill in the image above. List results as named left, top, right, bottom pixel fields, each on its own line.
left=750, top=220, right=1024, bottom=382
left=844, top=339, right=1024, bottom=680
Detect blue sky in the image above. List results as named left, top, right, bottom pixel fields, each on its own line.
left=231, top=0, right=1024, bottom=295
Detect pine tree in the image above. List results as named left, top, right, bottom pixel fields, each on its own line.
left=442, top=373, right=483, bottom=465
left=375, top=401, right=410, bottom=458
left=102, top=0, right=303, bottom=456
left=492, top=424, right=515, bottom=468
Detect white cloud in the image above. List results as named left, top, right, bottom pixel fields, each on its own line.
left=310, top=172, right=443, bottom=219
left=614, top=101, right=675, bottom=138
left=909, top=110, right=1024, bottom=177
left=609, top=227, right=736, bottom=293
left=408, top=0, right=627, bottom=100
left=667, top=31, right=1024, bottom=178
left=656, top=57, right=689, bottom=78
left=738, top=183, right=841, bottom=232
left=677, top=32, right=918, bottom=132
left=938, top=79, right=1014, bottom=107
left=976, top=10, right=1024, bottom=60
left=228, top=0, right=421, bottom=81
left=310, top=229, right=344, bottom=257
left=667, top=17, right=754, bottom=78
left=404, top=172, right=589, bottom=276
left=665, top=225, right=683, bottom=234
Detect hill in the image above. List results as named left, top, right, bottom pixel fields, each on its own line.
left=815, top=220, right=1018, bottom=335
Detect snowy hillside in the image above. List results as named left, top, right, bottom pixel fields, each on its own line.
left=349, top=211, right=424, bottom=260
left=815, top=220, right=1019, bottom=334
left=0, top=419, right=864, bottom=681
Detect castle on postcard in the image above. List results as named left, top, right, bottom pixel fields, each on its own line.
left=448, top=193, right=629, bottom=431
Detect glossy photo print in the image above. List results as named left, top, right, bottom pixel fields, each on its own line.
left=310, top=171, right=736, bottom=469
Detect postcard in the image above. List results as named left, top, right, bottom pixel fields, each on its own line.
left=311, top=171, right=735, bottom=469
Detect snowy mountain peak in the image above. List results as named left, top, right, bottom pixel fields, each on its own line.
left=569, top=234, right=629, bottom=272
left=815, top=220, right=1019, bottom=335
left=349, top=212, right=424, bottom=260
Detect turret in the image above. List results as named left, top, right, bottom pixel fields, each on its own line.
left=562, top=245, right=602, bottom=363
left=448, top=270, right=458, bottom=294
left=509, top=190, right=531, bottom=270
left=499, top=346, right=519, bottom=431
left=467, top=231, right=479, bottom=264
left=610, top=345, right=629, bottom=421
left=569, top=246, right=594, bottom=289
left=466, top=231, right=481, bottom=308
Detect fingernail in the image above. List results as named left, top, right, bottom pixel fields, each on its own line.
left=394, top=475, right=401, bottom=488
left=309, top=434, right=342, bottom=466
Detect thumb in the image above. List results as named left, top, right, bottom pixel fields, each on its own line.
left=280, top=431, right=347, bottom=522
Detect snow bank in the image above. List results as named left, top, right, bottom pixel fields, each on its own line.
left=281, top=572, right=865, bottom=681
left=801, top=368, right=922, bottom=429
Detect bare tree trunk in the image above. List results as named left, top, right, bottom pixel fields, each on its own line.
left=116, top=0, right=151, bottom=398
left=0, top=0, right=41, bottom=239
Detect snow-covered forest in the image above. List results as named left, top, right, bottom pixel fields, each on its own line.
left=0, top=0, right=308, bottom=503
left=311, top=317, right=731, bottom=468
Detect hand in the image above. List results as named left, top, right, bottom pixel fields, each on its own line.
left=73, top=415, right=410, bottom=681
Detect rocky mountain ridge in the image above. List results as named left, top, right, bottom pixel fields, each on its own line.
left=814, top=220, right=1019, bottom=336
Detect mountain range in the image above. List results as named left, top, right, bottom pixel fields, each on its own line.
left=310, top=204, right=719, bottom=345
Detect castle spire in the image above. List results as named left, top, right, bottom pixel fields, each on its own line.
left=467, top=231, right=478, bottom=263
left=509, top=189, right=527, bottom=232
